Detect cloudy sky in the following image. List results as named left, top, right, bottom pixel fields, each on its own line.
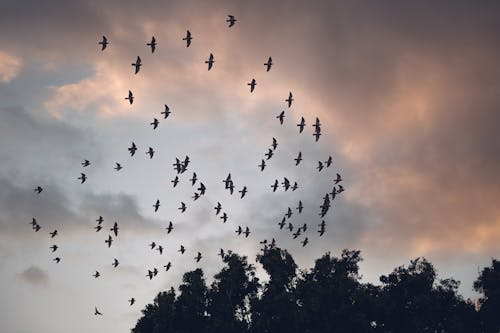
left=1, top=0, right=499, bottom=332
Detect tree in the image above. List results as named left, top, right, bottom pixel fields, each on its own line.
left=173, top=268, right=208, bottom=333
left=474, top=259, right=500, bottom=333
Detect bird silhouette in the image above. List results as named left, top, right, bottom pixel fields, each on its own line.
left=132, top=56, right=142, bottom=74
left=98, top=36, right=108, bottom=51
left=128, top=142, right=137, bottom=156
left=244, top=227, right=250, bottom=238
left=265, top=148, right=274, bottom=160
left=146, top=270, right=154, bottom=280
left=178, top=202, right=186, bottom=213
left=236, top=226, right=242, bottom=235
left=166, top=221, right=173, bottom=234
left=317, top=161, right=324, bottom=172
left=264, top=56, right=273, bottom=72
left=157, top=245, right=164, bottom=255
left=297, top=117, right=305, bottom=133
left=276, top=111, right=285, bottom=124
left=325, top=156, right=333, bottom=168
left=291, top=182, right=298, bottom=190
left=94, top=225, right=102, bottom=232
left=271, top=137, right=278, bottom=150
left=296, top=201, right=303, bottom=213
left=171, top=176, right=179, bottom=187
left=161, top=104, right=171, bottom=118
left=164, top=262, right=172, bottom=271
left=214, top=202, right=222, bottom=215
left=110, top=222, right=119, bottom=237
left=220, top=212, right=228, bottom=223
left=197, top=182, right=206, bottom=195
left=53, top=257, right=61, bottom=263
left=239, top=186, right=247, bottom=198
left=94, top=307, right=103, bottom=315
left=248, top=79, right=256, bottom=92
left=282, top=177, right=290, bottom=191
left=146, top=36, right=157, bottom=53
left=114, top=163, right=123, bottom=171
left=82, top=159, right=91, bottom=167
left=190, top=172, right=197, bottom=186
left=78, top=173, right=87, bottom=184
left=192, top=192, right=200, bottom=201
left=49, top=229, right=58, bottom=238
left=286, top=207, right=293, bottom=219
left=286, top=92, right=293, bottom=108
left=258, top=159, right=266, bottom=171
left=301, top=237, right=309, bottom=247
left=334, top=173, right=342, bottom=184
left=295, top=152, right=303, bottom=166
left=183, top=30, right=192, bottom=47
left=194, top=252, right=202, bottom=262
left=96, top=216, right=103, bottom=224
left=153, top=199, right=160, bottom=212
left=93, top=271, right=100, bottom=278
left=150, top=118, right=159, bottom=130
left=125, top=90, right=134, bottom=105
left=278, top=217, right=286, bottom=229
left=50, top=244, right=58, bottom=252
left=149, top=242, right=156, bottom=249
left=112, top=258, right=119, bottom=268
left=226, top=15, right=237, bottom=27
left=105, top=235, right=113, bottom=247
left=129, top=298, right=135, bottom=306
left=178, top=245, right=186, bottom=254
left=271, top=179, right=279, bottom=192
left=146, top=147, right=155, bottom=159
left=34, top=186, right=43, bottom=194
left=205, top=53, right=215, bottom=70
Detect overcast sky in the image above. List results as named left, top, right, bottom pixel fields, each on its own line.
left=1, top=1, right=499, bottom=332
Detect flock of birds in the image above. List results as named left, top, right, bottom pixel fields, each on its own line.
left=29, top=14, right=344, bottom=317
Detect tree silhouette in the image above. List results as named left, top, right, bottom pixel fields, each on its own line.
left=132, top=248, right=498, bottom=333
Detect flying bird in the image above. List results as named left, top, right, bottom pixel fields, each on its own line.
left=226, top=15, right=237, bottom=27
left=223, top=173, right=232, bottom=188
left=282, top=177, right=290, bottom=191
left=171, top=176, right=179, bottom=187
left=164, top=262, right=172, bottom=271
left=214, top=202, right=222, bottom=215
left=34, top=224, right=41, bottom=232
left=248, top=79, right=256, bottom=92
left=218, top=248, right=225, bottom=258
left=235, top=226, right=242, bottom=235
left=265, top=148, right=274, bottom=160
left=178, top=245, right=186, bottom=254
left=278, top=217, right=286, bottom=229
left=183, top=30, right=192, bottom=47
left=146, top=147, right=155, bottom=159
left=132, top=56, right=142, bottom=74
left=285, top=92, right=293, bottom=108
left=178, top=202, right=186, bottom=213
left=244, top=227, right=250, bottom=238
left=297, top=117, right=305, bottom=133
left=197, top=182, right=206, bottom=195
left=317, top=161, right=324, bottom=172
left=110, top=222, right=119, bottom=237
left=112, top=258, right=119, bottom=268
left=166, top=221, right=173, bottom=234
left=205, top=53, right=215, bottom=70
left=105, top=235, right=113, bottom=247
left=264, top=56, right=273, bottom=72
left=49, top=230, right=58, bottom=238
left=291, top=182, right=298, bottom=191
left=78, top=173, right=87, bottom=184
left=296, top=201, right=303, bottom=213
left=53, top=257, right=61, bottom=263
left=286, top=207, right=293, bottom=219
left=146, top=270, right=154, bottom=280
left=334, top=173, right=342, bottom=184
left=96, top=216, right=104, bottom=224
left=150, top=118, right=159, bottom=130
left=34, top=186, right=43, bottom=194
left=161, top=104, right=171, bottom=118
left=190, top=172, right=197, bottom=186
left=50, top=245, right=58, bottom=252
left=294, top=152, right=302, bottom=166
left=258, top=159, right=266, bottom=171
left=153, top=199, right=160, bottom=212
left=276, top=111, right=285, bottom=125
left=82, top=159, right=91, bottom=167
left=129, top=298, right=135, bottom=306
left=128, top=142, right=137, bottom=156
left=271, top=137, right=278, bottom=150
left=93, top=271, right=100, bottom=278
left=146, top=36, right=157, bottom=53
left=98, top=36, right=108, bottom=51
left=239, top=186, right=247, bottom=198
left=125, top=90, right=134, bottom=105
left=313, top=131, right=321, bottom=142
left=192, top=192, right=200, bottom=201
left=220, top=212, right=228, bottom=223
left=325, top=156, right=333, bottom=168
left=149, top=242, right=156, bottom=249
left=194, top=252, right=202, bottom=262
left=271, top=179, right=279, bottom=192
left=94, top=307, right=103, bottom=316
left=94, top=225, right=102, bottom=232
left=157, top=245, right=164, bottom=255
left=302, top=237, right=309, bottom=247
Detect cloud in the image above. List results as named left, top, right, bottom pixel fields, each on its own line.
left=0, top=51, right=22, bottom=83
left=18, top=265, right=49, bottom=286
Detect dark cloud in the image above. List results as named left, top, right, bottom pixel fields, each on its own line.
left=18, top=265, right=49, bottom=286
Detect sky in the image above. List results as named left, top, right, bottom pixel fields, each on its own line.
left=1, top=0, right=500, bottom=332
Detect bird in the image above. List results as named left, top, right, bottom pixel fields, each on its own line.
left=334, top=173, right=342, bottom=184
left=94, top=225, right=102, bottom=232
left=291, top=182, right=298, bottom=191
left=285, top=92, right=293, bottom=108
left=96, top=216, right=104, bottom=224
left=194, top=252, right=202, bottom=262
left=53, top=257, right=61, bottom=263
left=264, top=57, right=273, bottom=72
left=271, top=179, right=279, bottom=192
left=218, top=248, right=225, bottom=259
left=214, top=202, right=222, bottom=215
left=34, top=186, right=43, bottom=194
left=294, top=152, right=303, bottom=166
left=248, top=79, right=256, bottom=92
left=286, top=207, right=293, bottom=219
left=161, top=104, right=171, bottom=118
left=129, top=298, right=135, bottom=306
left=166, top=221, right=173, bottom=234
left=288, top=223, right=294, bottom=232
left=317, top=161, right=324, bottom=172
left=244, top=227, right=250, bottom=238
left=110, top=222, right=119, bottom=237
left=271, top=137, right=278, bottom=150
left=282, top=177, right=290, bottom=191
left=205, top=53, right=215, bottom=70
left=258, top=159, right=266, bottom=171
left=82, top=159, right=91, bottom=167
left=313, top=131, right=321, bottom=142
left=94, top=307, right=103, bottom=315
left=297, top=117, right=305, bottom=133
left=183, top=30, right=192, bottom=47
left=226, top=15, right=237, bottom=27
left=49, top=230, right=58, bottom=238
left=93, top=271, right=100, bottom=278
left=164, top=262, right=172, bottom=271
left=132, top=56, right=142, bottom=74
left=157, top=245, right=164, bottom=255
left=325, top=156, right=333, bottom=168
left=220, top=212, right=228, bottom=223
left=197, top=182, right=206, bottom=195
left=296, top=201, right=303, bottom=213
left=153, top=199, right=160, bottom=212
left=265, top=148, right=274, bottom=160
left=276, top=111, right=285, bottom=125
left=145, top=147, right=154, bottom=159
left=147, top=36, right=157, bottom=53
left=171, top=176, right=179, bottom=187
left=178, top=245, right=186, bottom=254
left=78, top=173, right=87, bottom=184
left=190, top=172, right=197, bottom=186
left=112, top=258, right=119, bottom=268
left=239, top=186, right=247, bottom=198
left=34, top=224, right=41, bottom=232
left=313, top=117, right=321, bottom=131
left=178, top=202, right=186, bottom=213
left=318, top=226, right=325, bottom=237
left=337, top=184, right=345, bottom=193
left=149, top=242, right=156, bottom=249
left=293, top=229, right=301, bottom=239
left=146, top=270, right=154, bottom=280
left=30, top=218, right=37, bottom=227
left=98, top=36, right=108, bottom=51
left=302, top=223, right=308, bottom=232
left=128, top=142, right=137, bottom=156
left=302, top=237, right=309, bottom=247
left=150, top=118, right=159, bottom=130
left=50, top=245, right=58, bottom=252
left=228, top=181, right=235, bottom=195
left=192, top=192, right=200, bottom=201
left=125, top=90, right=134, bottom=104
left=223, top=173, right=232, bottom=188
left=114, top=162, right=123, bottom=171
left=105, top=235, right=113, bottom=247
left=278, top=217, right=286, bottom=229
left=236, top=226, right=242, bottom=235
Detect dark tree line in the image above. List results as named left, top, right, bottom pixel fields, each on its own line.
left=132, top=248, right=499, bottom=333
